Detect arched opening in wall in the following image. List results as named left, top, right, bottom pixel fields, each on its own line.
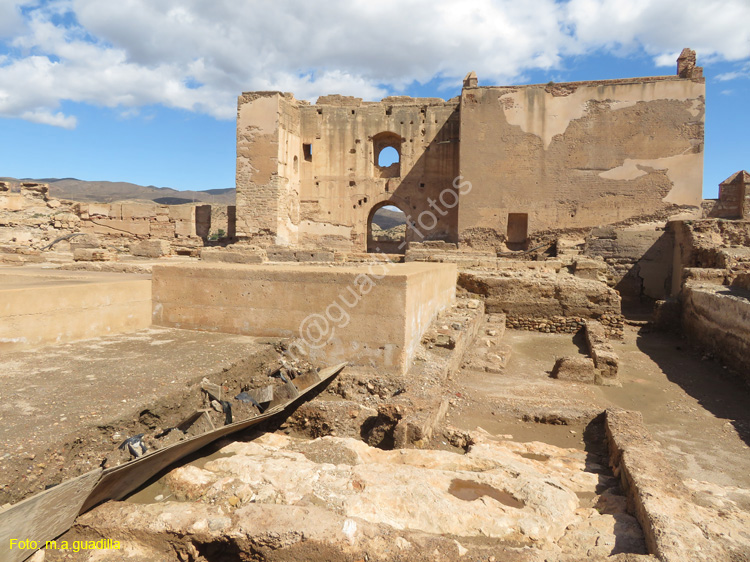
left=378, top=146, right=399, bottom=167
left=367, top=203, right=407, bottom=254
left=372, top=132, right=402, bottom=179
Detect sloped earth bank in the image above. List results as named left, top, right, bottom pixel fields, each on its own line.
left=0, top=328, right=293, bottom=506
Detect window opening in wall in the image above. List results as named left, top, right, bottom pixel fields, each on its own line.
left=378, top=146, right=399, bottom=168
left=293, top=155, right=298, bottom=173
left=372, top=132, right=402, bottom=179
left=303, top=143, right=312, bottom=162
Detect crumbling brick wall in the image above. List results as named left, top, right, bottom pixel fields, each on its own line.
left=458, top=270, right=623, bottom=336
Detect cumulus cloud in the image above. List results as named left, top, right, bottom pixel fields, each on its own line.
left=0, top=0, right=28, bottom=38
left=565, top=0, right=750, bottom=63
left=716, top=61, right=750, bottom=81
left=0, top=0, right=749, bottom=128
left=21, top=108, right=77, bottom=128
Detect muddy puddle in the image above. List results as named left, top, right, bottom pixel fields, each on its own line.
left=448, top=479, right=525, bottom=508
left=520, top=452, right=550, bottom=461
left=125, top=448, right=236, bottom=505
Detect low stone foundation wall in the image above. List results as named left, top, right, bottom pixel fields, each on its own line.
left=681, top=281, right=750, bottom=382
left=460, top=271, right=623, bottom=336
left=605, top=409, right=742, bottom=562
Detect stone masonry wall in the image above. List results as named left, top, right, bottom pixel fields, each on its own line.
left=1, top=179, right=233, bottom=258
left=236, top=92, right=461, bottom=251
left=682, top=281, right=750, bottom=383
left=458, top=270, right=623, bottom=336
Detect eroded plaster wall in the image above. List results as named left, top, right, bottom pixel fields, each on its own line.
left=458, top=76, right=705, bottom=244
left=236, top=93, right=286, bottom=244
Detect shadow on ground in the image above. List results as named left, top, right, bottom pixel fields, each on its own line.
left=634, top=327, right=750, bottom=447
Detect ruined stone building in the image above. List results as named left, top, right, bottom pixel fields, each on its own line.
left=235, top=50, right=705, bottom=252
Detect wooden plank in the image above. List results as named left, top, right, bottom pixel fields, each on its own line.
left=0, top=469, right=102, bottom=562
left=246, top=385, right=274, bottom=404
left=200, top=380, right=224, bottom=400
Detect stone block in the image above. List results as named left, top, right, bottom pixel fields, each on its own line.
left=69, top=233, right=102, bottom=250
left=1, top=195, right=25, bottom=211
left=200, top=247, right=266, bottom=264
left=296, top=250, right=335, bottom=262
left=573, top=258, right=608, bottom=282
left=150, top=222, right=176, bottom=238
left=169, top=205, right=196, bottom=221
left=87, top=203, right=110, bottom=217
left=121, top=202, right=158, bottom=219
left=73, top=248, right=117, bottom=262
left=131, top=239, right=171, bottom=258
left=592, top=349, right=619, bottom=378
left=174, top=220, right=196, bottom=237
left=551, top=356, right=597, bottom=383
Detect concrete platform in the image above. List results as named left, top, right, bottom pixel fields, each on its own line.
left=152, top=262, right=457, bottom=374
left=0, top=266, right=152, bottom=351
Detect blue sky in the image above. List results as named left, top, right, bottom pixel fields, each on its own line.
left=1, top=1, right=748, bottom=198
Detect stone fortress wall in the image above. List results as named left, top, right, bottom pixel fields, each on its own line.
left=235, top=50, right=706, bottom=253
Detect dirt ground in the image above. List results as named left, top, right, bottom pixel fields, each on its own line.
left=447, top=325, right=750, bottom=493
left=0, top=327, right=280, bottom=505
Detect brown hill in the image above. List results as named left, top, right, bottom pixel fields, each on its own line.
left=0, top=177, right=235, bottom=205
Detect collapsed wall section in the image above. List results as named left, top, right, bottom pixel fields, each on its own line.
left=1, top=179, right=235, bottom=258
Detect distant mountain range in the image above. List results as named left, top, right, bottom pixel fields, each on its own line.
left=372, top=207, right=406, bottom=230
left=0, top=177, right=235, bottom=205
left=3, top=176, right=407, bottom=231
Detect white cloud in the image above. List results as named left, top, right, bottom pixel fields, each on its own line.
left=565, top=0, right=750, bottom=63
left=716, top=62, right=750, bottom=81
left=0, top=1, right=28, bottom=38
left=0, top=0, right=749, bottom=128
left=21, top=108, right=77, bottom=128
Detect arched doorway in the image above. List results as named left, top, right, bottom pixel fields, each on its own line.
left=367, top=202, right=407, bottom=254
